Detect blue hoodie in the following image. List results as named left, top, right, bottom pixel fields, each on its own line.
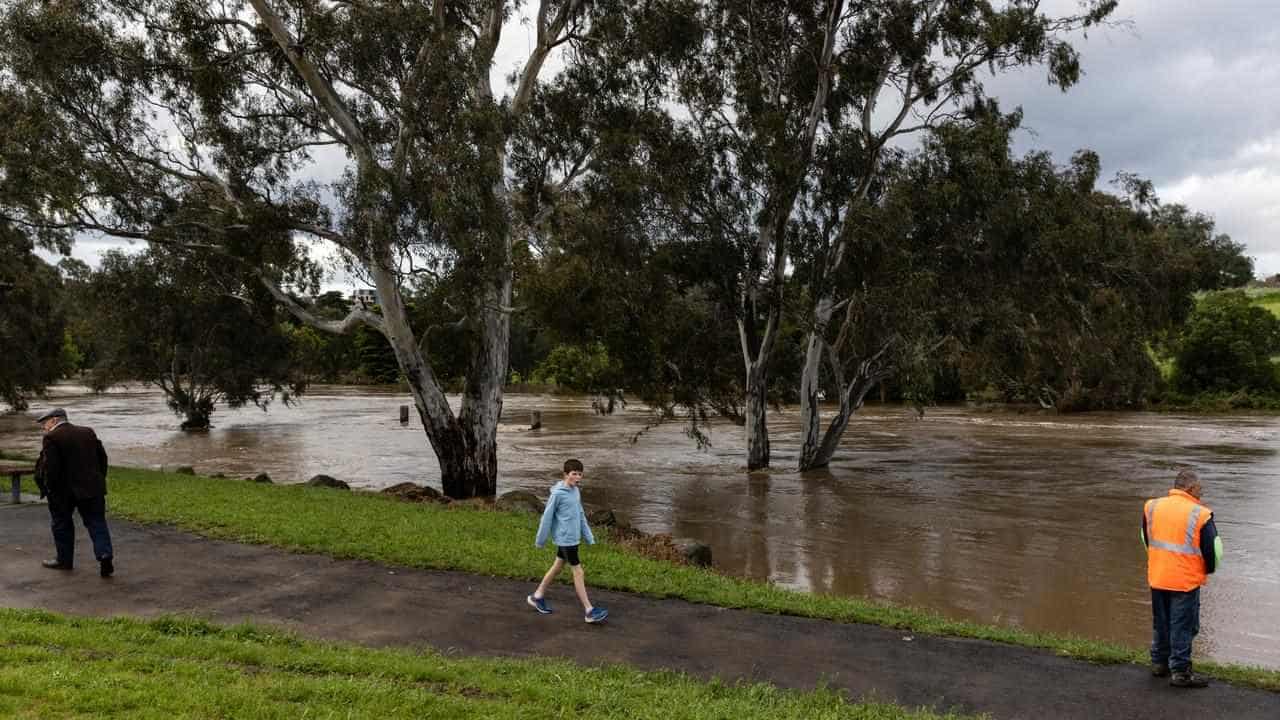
left=535, top=481, right=595, bottom=548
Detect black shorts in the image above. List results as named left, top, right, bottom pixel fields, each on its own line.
left=555, top=544, right=581, bottom=566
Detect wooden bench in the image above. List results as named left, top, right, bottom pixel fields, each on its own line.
left=0, top=462, right=37, bottom=504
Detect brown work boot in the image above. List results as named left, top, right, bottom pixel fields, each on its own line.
left=1170, top=671, right=1210, bottom=688
left=1150, top=663, right=1170, bottom=678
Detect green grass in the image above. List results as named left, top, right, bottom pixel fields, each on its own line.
left=9, top=463, right=1280, bottom=692
left=0, top=609, right=974, bottom=720
left=1242, top=287, right=1280, bottom=318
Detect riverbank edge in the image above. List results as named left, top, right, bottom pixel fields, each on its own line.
left=0, top=609, right=970, bottom=720
left=8, top=458, right=1279, bottom=693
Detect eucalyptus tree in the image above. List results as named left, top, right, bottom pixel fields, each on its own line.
left=1151, top=204, right=1254, bottom=291
left=962, top=170, right=1252, bottom=411
left=658, top=0, right=1117, bottom=469
left=0, top=0, right=659, bottom=497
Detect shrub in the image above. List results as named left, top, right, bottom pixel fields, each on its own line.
left=1172, top=291, right=1280, bottom=393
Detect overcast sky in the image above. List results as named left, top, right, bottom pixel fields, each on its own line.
left=987, top=0, right=1280, bottom=275
left=49, top=0, right=1280, bottom=281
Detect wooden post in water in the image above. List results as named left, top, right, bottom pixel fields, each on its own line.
left=530, top=411, right=542, bottom=431
left=399, top=405, right=410, bottom=424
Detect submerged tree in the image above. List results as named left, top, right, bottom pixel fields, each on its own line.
left=649, top=0, right=1118, bottom=469
left=89, top=248, right=304, bottom=429
left=0, top=0, right=669, bottom=496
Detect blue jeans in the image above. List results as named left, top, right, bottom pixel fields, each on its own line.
left=48, top=495, right=114, bottom=566
left=1151, top=587, right=1200, bottom=672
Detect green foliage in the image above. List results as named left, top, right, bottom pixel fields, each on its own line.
left=1172, top=291, right=1280, bottom=394
left=58, top=327, right=84, bottom=374
left=1155, top=389, right=1280, bottom=412
left=284, top=322, right=357, bottom=384
left=924, top=136, right=1237, bottom=412
left=56, top=257, right=101, bottom=374
left=532, top=342, right=620, bottom=393
left=88, top=248, right=306, bottom=428
left=0, top=230, right=67, bottom=409
left=1244, top=287, right=1280, bottom=319
left=1153, top=205, right=1255, bottom=290
left=354, top=324, right=401, bottom=385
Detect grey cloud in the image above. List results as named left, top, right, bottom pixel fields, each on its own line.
left=988, top=0, right=1280, bottom=183
left=981, top=0, right=1280, bottom=272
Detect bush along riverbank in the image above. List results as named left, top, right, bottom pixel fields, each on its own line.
left=12, top=463, right=1280, bottom=692
left=1150, top=389, right=1280, bottom=412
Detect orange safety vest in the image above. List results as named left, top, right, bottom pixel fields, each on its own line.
left=1145, top=489, right=1212, bottom=592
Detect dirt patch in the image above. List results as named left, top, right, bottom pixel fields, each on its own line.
left=607, top=525, right=689, bottom=566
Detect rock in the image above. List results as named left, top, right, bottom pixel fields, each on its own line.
left=307, top=474, right=350, bottom=490
left=608, top=522, right=644, bottom=541
left=210, top=473, right=226, bottom=479
left=249, top=473, right=273, bottom=484
left=174, top=466, right=195, bottom=475
left=586, top=507, right=617, bottom=528
left=673, top=538, right=712, bottom=567
left=381, top=482, right=443, bottom=503
left=448, top=497, right=493, bottom=511
left=495, top=490, right=544, bottom=515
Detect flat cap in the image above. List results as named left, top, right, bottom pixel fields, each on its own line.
left=35, top=408, right=67, bottom=423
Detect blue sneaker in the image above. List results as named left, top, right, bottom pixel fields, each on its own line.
left=585, top=607, right=608, bottom=624
left=527, top=595, right=552, bottom=614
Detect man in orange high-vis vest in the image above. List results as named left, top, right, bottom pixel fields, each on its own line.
left=1142, top=468, right=1222, bottom=688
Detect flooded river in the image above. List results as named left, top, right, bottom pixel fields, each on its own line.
left=3, top=384, right=1278, bottom=669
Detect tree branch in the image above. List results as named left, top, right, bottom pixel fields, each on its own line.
left=472, top=0, right=506, bottom=101
left=257, top=275, right=385, bottom=335
left=511, top=0, right=584, bottom=118
left=247, top=0, right=377, bottom=172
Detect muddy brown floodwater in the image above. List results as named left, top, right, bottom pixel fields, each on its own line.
left=3, top=384, right=1277, bottom=669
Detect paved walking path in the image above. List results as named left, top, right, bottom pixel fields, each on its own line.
left=2, top=505, right=1276, bottom=720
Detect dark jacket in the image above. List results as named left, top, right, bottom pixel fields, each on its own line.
left=36, top=422, right=109, bottom=501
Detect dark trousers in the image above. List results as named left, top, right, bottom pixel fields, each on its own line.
left=1151, top=587, right=1200, bottom=672
left=48, top=495, right=114, bottom=566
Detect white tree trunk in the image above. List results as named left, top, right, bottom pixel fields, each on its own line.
left=368, top=243, right=508, bottom=498
left=797, top=296, right=879, bottom=471
left=744, top=361, right=770, bottom=470
left=798, top=296, right=834, bottom=469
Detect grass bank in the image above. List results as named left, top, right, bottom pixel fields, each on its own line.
left=12, top=464, right=1280, bottom=692
left=0, top=610, right=971, bottom=720
left=1244, top=286, right=1280, bottom=318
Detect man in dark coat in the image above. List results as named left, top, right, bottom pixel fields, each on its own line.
left=34, top=408, right=114, bottom=577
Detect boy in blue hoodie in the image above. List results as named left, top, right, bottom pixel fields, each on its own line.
left=527, top=459, right=608, bottom=623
